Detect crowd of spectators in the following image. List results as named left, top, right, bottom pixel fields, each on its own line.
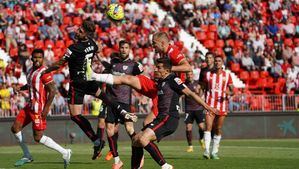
left=159, top=0, right=299, bottom=95
left=0, top=0, right=298, bottom=117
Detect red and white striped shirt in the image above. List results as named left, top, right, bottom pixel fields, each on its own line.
left=27, top=66, right=53, bottom=114
left=205, top=70, right=232, bottom=113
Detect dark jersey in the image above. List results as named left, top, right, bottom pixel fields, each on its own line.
left=106, top=57, right=143, bottom=104
left=157, top=73, right=186, bottom=118
left=185, top=80, right=203, bottom=111
left=63, top=38, right=98, bottom=81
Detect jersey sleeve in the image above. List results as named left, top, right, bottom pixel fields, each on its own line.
left=41, top=73, right=54, bottom=85
left=63, top=46, right=74, bottom=61
left=169, top=76, right=187, bottom=95
left=132, top=62, right=143, bottom=75
left=168, top=47, right=185, bottom=65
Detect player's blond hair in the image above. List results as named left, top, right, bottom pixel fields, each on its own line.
left=153, top=32, right=170, bottom=42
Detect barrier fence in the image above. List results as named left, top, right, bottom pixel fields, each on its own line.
left=0, top=94, right=298, bottom=118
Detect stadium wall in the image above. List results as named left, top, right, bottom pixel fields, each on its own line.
left=0, top=112, right=298, bottom=145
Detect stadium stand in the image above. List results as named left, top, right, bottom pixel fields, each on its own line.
left=0, top=0, right=298, bottom=117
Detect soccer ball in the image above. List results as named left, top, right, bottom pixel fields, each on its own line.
left=106, top=3, right=125, bottom=21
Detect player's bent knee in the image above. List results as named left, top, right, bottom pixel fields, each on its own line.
left=33, top=135, right=42, bottom=142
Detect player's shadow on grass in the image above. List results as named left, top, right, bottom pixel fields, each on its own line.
left=33, top=161, right=93, bottom=165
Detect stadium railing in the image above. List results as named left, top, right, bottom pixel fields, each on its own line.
left=0, top=94, right=298, bottom=118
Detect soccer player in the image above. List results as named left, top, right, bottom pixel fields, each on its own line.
left=42, top=20, right=136, bottom=160
left=184, top=71, right=206, bottom=153
left=103, top=40, right=143, bottom=168
left=152, top=32, right=192, bottom=80
left=11, top=49, right=71, bottom=168
left=92, top=58, right=217, bottom=168
left=202, top=55, right=234, bottom=160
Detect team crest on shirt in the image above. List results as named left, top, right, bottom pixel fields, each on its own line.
left=123, top=65, right=128, bottom=70
left=174, top=77, right=183, bottom=85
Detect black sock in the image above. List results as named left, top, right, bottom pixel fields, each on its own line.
left=71, top=114, right=97, bottom=142
left=131, top=146, right=144, bottom=169
left=186, top=130, right=192, bottom=146
left=199, top=128, right=204, bottom=140
left=108, top=135, right=118, bottom=157
left=144, top=142, right=165, bottom=166
left=114, top=131, right=119, bottom=141
left=97, top=127, right=105, bottom=141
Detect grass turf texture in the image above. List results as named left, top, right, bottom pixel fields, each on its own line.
left=0, top=139, right=298, bottom=169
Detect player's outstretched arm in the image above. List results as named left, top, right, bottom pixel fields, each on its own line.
left=92, top=74, right=142, bottom=90
left=44, top=57, right=68, bottom=74
left=182, top=87, right=218, bottom=115
left=171, top=58, right=192, bottom=72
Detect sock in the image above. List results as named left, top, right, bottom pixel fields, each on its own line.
left=71, top=114, right=98, bottom=142
left=97, top=127, right=105, bottom=141
left=114, top=156, right=120, bottom=164
left=186, top=130, right=192, bottom=146
left=211, top=135, right=222, bottom=155
left=131, top=146, right=144, bottom=169
left=162, top=163, right=171, bottom=169
left=92, top=73, right=114, bottom=85
left=199, top=128, right=204, bottom=140
left=40, top=135, right=67, bottom=155
left=108, top=135, right=118, bottom=157
left=204, top=131, right=211, bottom=154
left=14, top=131, right=31, bottom=158
left=144, top=142, right=165, bottom=166
left=115, top=131, right=119, bottom=141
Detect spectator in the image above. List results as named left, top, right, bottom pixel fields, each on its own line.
left=38, top=19, right=50, bottom=40
left=270, top=62, right=283, bottom=78
left=53, top=92, right=66, bottom=115
left=44, top=45, right=54, bottom=66
left=0, top=83, right=11, bottom=117
left=5, top=21, right=17, bottom=52
left=217, top=21, right=231, bottom=39
left=241, top=51, right=255, bottom=71
left=47, top=20, right=63, bottom=41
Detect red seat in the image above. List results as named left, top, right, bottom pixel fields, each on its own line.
left=196, top=31, right=207, bottom=41
left=235, top=40, right=243, bottom=49
left=0, top=32, right=4, bottom=39
left=55, top=40, right=65, bottom=49
left=29, top=24, right=39, bottom=33
left=250, top=71, right=259, bottom=80
left=226, top=39, right=234, bottom=47
left=66, top=40, right=73, bottom=47
left=9, top=48, right=18, bottom=57
left=76, top=1, right=86, bottom=9
left=203, top=40, right=215, bottom=49
left=231, top=63, right=240, bottom=73
left=239, top=71, right=249, bottom=84
left=34, top=40, right=44, bottom=49
left=207, top=32, right=216, bottom=40
left=266, top=39, right=274, bottom=47
left=260, top=71, right=269, bottom=78
left=216, top=39, right=225, bottom=48
left=200, top=25, right=209, bottom=32
left=73, top=17, right=82, bottom=26
left=63, top=17, right=72, bottom=25
left=209, top=24, right=217, bottom=32
left=284, top=38, right=293, bottom=47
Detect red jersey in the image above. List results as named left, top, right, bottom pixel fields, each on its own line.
left=166, top=45, right=186, bottom=81
left=136, top=75, right=158, bottom=116
left=27, top=66, right=54, bottom=114
left=205, top=70, right=232, bottom=114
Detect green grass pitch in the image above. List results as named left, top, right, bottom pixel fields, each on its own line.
left=0, top=139, right=298, bottom=169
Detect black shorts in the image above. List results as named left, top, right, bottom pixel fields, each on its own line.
left=105, top=102, right=131, bottom=124
left=143, top=114, right=179, bottom=142
left=184, top=110, right=205, bottom=124
left=98, top=104, right=107, bottom=119
left=68, top=80, right=102, bottom=104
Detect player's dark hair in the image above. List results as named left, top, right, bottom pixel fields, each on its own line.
left=214, top=55, right=223, bottom=60
left=82, top=20, right=96, bottom=38
left=119, top=40, right=131, bottom=47
left=156, top=58, right=172, bottom=71
left=205, top=51, right=215, bottom=57
left=32, top=48, right=44, bottom=57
